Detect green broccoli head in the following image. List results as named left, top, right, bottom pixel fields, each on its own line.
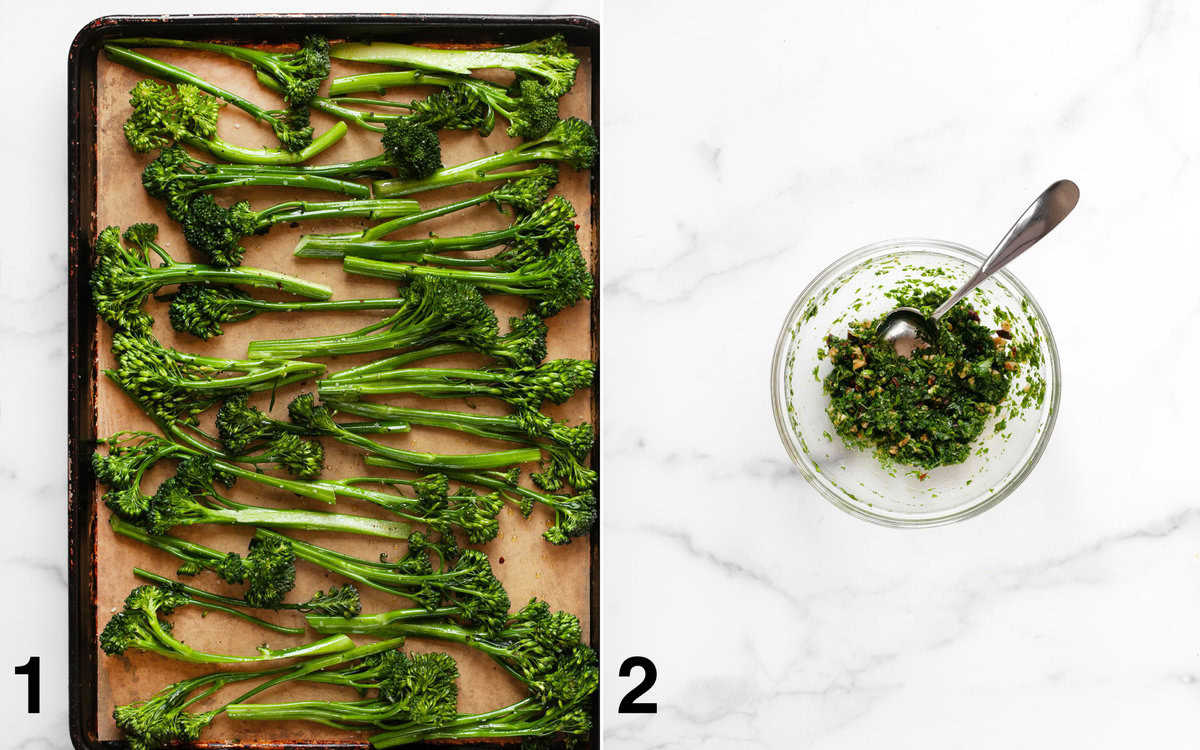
left=381, top=118, right=443, bottom=180
left=516, top=358, right=597, bottom=407
left=286, top=392, right=339, bottom=434
left=445, top=550, right=511, bottom=631
left=531, top=444, right=596, bottom=493
left=140, top=145, right=200, bottom=207
left=98, top=610, right=143, bottom=656
left=542, top=117, right=597, bottom=170
left=498, top=34, right=571, bottom=57
left=533, top=240, right=593, bottom=317
left=211, top=551, right=246, bottom=584
left=541, top=490, right=597, bottom=545
left=179, top=194, right=259, bottom=268
left=103, top=486, right=152, bottom=521
left=261, top=432, right=325, bottom=479
left=92, top=434, right=167, bottom=490
left=215, top=394, right=281, bottom=454
left=113, top=685, right=219, bottom=750
left=446, top=487, right=504, bottom=545
left=168, top=284, right=253, bottom=340
left=276, top=35, right=331, bottom=106
left=123, top=223, right=161, bottom=250
left=123, top=80, right=223, bottom=153
left=125, top=582, right=191, bottom=618
left=399, top=276, right=500, bottom=351
left=100, top=583, right=191, bottom=656
left=411, top=473, right=451, bottom=512
left=504, top=78, right=560, bottom=139
left=409, top=83, right=494, bottom=135
left=107, top=331, right=202, bottom=422
left=555, top=421, right=595, bottom=460
left=90, top=226, right=159, bottom=333
left=490, top=169, right=559, bottom=215
left=378, top=650, right=460, bottom=727
left=491, top=196, right=579, bottom=273
left=141, top=476, right=205, bottom=535
left=242, top=534, right=297, bottom=609
left=267, top=107, right=315, bottom=152
left=488, top=313, right=548, bottom=367
left=298, top=583, right=361, bottom=618
left=173, top=455, right=235, bottom=494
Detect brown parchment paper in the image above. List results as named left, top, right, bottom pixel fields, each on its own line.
left=92, top=41, right=594, bottom=744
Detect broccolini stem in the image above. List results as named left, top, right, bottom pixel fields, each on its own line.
left=258, top=198, right=420, bottom=227
left=294, top=226, right=522, bottom=261
left=194, top=504, right=414, bottom=540
left=329, top=42, right=553, bottom=78
left=327, top=96, right=413, bottom=109
left=318, top=380, right=500, bottom=400
left=132, top=568, right=305, bottom=635
left=105, top=44, right=275, bottom=120
left=223, top=701, right=382, bottom=728
left=369, top=699, right=538, bottom=747
left=305, top=607, right=482, bottom=639
left=329, top=70, right=457, bottom=96
left=111, top=515, right=225, bottom=562
left=372, top=156, right=548, bottom=197
left=225, top=637, right=408, bottom=706
left=173, top=173, right=371, bottom=198
left=324, top=344, right=476, bottom=381
left=304, top=604, right=458, bottom=633
left=325, top=365, right=512, bottom=386
left=181, top=124, right=350, bottom=166
left=361, top=192, right=499, bottom=240
left=332, top=429, right=541, bottom=472
left=207, top=297, right=408, bottom=314
left=130, top=262, right=334, bottom=300
left=365, top=456, right=569, bottom=514
left=342, top=256, right=538, bottom=291
left=154, top=361, right=322, bottom=393
left=328, top=401, right=526, bottom=441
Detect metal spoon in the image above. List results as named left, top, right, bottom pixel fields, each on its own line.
left=877, top=179, right=1080, bottom=357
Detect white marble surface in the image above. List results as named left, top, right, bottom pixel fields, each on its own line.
left=601, top=1, right=1200, bottom=748
left=6, top=1, right=1200, bottom=748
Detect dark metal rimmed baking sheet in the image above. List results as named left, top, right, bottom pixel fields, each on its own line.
left=68, top=13, right=598, bottom=749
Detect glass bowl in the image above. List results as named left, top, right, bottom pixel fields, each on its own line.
left=770, top=238, right=1061, bottom=527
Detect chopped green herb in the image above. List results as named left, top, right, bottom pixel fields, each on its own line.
left=821, top=287, right=1033, bottom=470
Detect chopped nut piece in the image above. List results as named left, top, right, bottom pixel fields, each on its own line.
left=852, top=358, right=867, bottom=370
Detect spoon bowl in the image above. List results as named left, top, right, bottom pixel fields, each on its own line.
left=876, top=306, right=934, bottom=358
left=876, top=179, right=1079, bottom=357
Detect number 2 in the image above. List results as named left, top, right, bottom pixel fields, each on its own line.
left=618, top=656, right=657, bottom=714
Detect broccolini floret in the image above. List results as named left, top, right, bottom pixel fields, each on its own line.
left=100, top=582, right=355, bottom=663
left=245, top=276, right=499, bottom=359
left=175, top=192, right=418, bottom=268
left=90, top=223, right=332, bottom=333
left=105, top=329, right=324, bottom=423
left=106, top=44, right=342, bottom=156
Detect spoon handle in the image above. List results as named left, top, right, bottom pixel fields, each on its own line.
left=931, top=179, right=1079, bottom=320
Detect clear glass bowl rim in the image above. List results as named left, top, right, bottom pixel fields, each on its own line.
left=769, top=237, right=1062, bottom=528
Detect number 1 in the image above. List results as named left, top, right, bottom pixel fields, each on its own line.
left=14, top=657, right=39, bottom=714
